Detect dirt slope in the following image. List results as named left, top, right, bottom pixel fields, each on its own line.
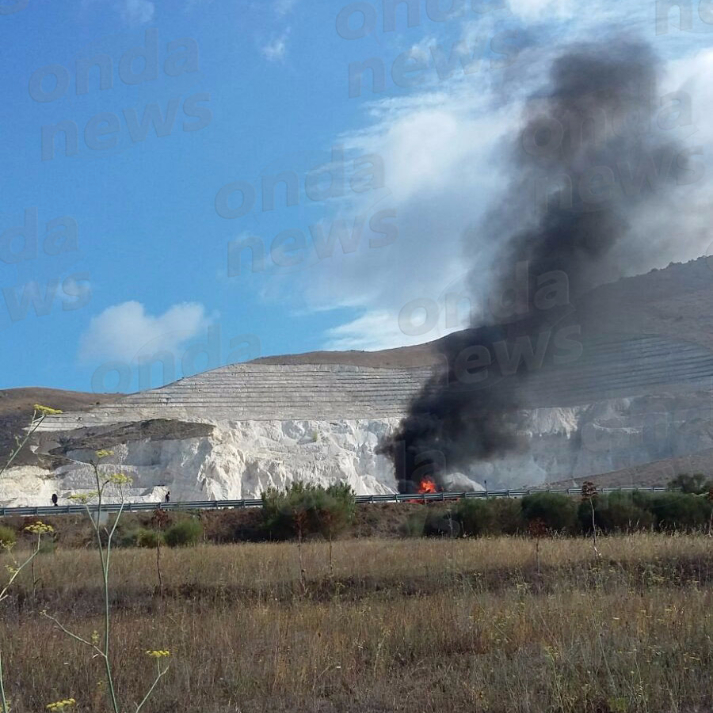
left=546, top=448, right=713, bottom=490
left=0, top=389, right=118, bottom=467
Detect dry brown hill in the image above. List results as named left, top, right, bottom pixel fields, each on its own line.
left=546, top=448, right=713, bottom=490
left=0, top=389, right=118, bottom=467
left=252, top=343, right=442, bottom=368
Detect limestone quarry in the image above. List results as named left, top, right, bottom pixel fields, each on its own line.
left=4, top=258, right=713, bottom=507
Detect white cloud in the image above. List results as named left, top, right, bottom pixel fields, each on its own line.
left=261, top=31, right=289, bottom=62
left=62, top=275, right=92, bottom=303
left=274, top=0, right=296, bottom=17
left=324, top=306, right=465, bottom=352
left=120, top=0, right=154, bottom=25
left=293, top=79, right=519, bottom=350
left=79, top=301, right=208, bottom=362
left=506, top=0, right=574, bottom=20
left=406, top=35, right=437, bottom=63
left=324, top=311, right=408, bottom=352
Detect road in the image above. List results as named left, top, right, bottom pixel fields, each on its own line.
left=0, top=486, right=670, bottom=517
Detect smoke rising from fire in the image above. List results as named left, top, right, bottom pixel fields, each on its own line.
left=379, top=38, right=691, bottom=492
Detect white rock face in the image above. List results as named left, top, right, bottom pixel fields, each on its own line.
left=0, top=418, right=404, bottom=507
left=5, top=391, right=713, bottom=507
left=4, top=361, right=713, bottom=507
left=0, top=465, right=59, bottom=506
left=470, top=392, right=713, bottom=487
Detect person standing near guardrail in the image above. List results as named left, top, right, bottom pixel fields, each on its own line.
left=51, top=493, right=58, bottom=507
left=165, top=491, right=170, bottom=504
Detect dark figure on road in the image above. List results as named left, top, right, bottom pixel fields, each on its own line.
left=165, top=491, right=170, bottom=503
left=51, top=493, right=58, bottom=506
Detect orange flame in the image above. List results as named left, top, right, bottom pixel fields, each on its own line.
left=417, top=478, right=438, bottom=494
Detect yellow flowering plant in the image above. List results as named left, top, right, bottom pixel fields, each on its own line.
left=33, top=405, right=63, bottom=417
left=135, top=650, right=171, bottom=711
left=145, top=650, right=170, bottom=658
left=107, top=473, right=133, bottom=487
left=0, top=406, right=62, bottom=713
left=0, top=520, right=56, bottom=712
left=0, top=414, right=169, bottom=713
left=67, top=493, right=99, bottom=505
left=0, top=405, right=61, bottom=481
left=41, top=450, right=168, bottom=713
left=24, top=523, right=54, bottom=536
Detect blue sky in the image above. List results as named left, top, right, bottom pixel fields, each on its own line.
left=1, top=0, right=712, bottom=393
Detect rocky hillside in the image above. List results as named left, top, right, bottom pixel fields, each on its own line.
left=0, top=389, right=118, bottom=468
left=3, top=257, right=713, bottom=505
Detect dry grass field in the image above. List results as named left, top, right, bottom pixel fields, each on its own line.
left=1, top=534, right=713, bottom=712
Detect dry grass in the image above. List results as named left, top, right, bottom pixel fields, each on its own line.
left=1, top=534, right=713, bottom=712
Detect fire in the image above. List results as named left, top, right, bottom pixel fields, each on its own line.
left=406, top=477, right=440, bottom=503
left=417, top=478, right=438, bottom=494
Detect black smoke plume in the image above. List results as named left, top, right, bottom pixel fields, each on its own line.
left=379, top=39, right=689, bottom=492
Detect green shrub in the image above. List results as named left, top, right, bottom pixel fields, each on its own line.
left=262, top=482, right=356, bottom=541
left=649, top=492, right=711, bottom=531
left=0, top=525, right=16, bottom=547
left=455, top=499, right=496, bottom=536
left=488, top=498, right=525, bottom=535
left=104, top=521, right=168, bottom=549
left=136, top=528, right=164, bottom=548
left=631, top=489, right=655, bottom=512
left=521, top=492, right=576, bottom=534
left=586, top=490, right=713, bottom=532
left=322, top=482, right=357, bottom=536
left=609, top=493, right=655, bottom=532
left=115, top=530, right=138, bottom=548
left=667, top=473, right=713, bottom=495
left=395, top=507, right=461, bottom=538
left=164, top=518, right=203, bottom=547
left=577, top=492, right=654, bottom=534
left=423, top=510, right=461, bottom=537
left=399, top=511, right=427, bottom=538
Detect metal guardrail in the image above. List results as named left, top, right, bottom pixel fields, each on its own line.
left=0, top=486, right=670, bottom=518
